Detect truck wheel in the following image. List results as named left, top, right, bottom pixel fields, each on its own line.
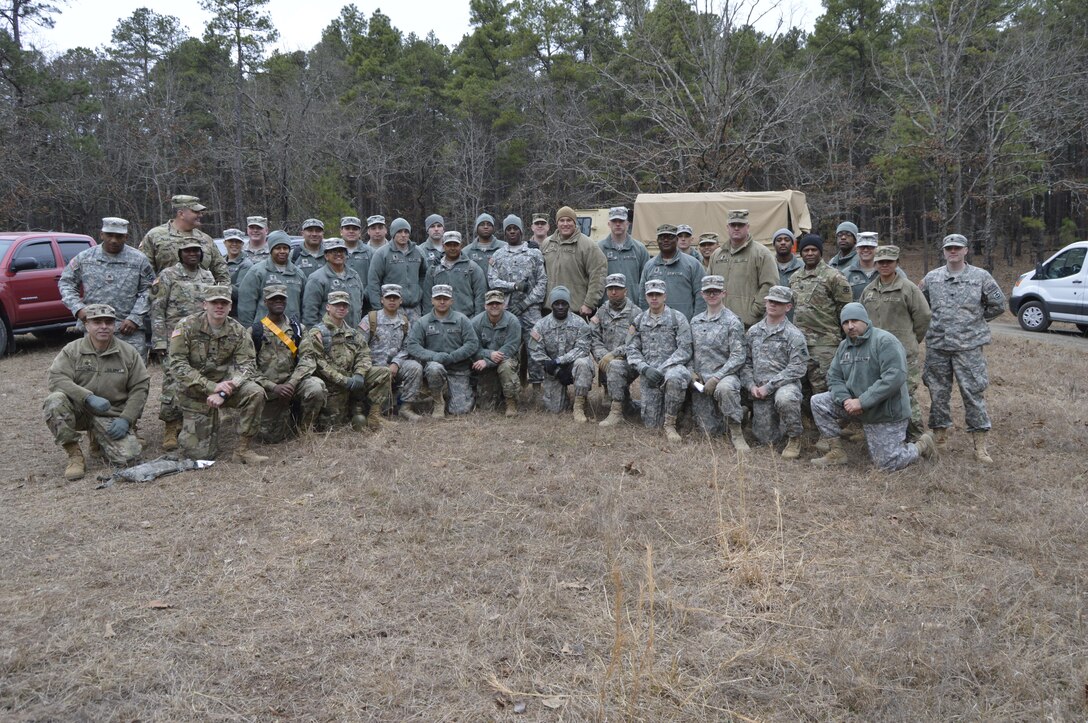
left=1077, top=324, right=1088, bottom=335
left=1017, top=301, right=1050, bottom=332
left=0, top=316, right=9, bottom=356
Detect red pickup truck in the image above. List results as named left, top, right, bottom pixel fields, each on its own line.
left=0, top=231, right=97, bottom=355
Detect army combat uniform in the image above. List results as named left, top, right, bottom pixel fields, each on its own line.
left=360, top=305, right=422, bottom=412
left=487, top=242, right=548, bottom=384
left=741, top=316, right=809, bottom=445
left=590, top=290, right=640, bottom=412
left=528, top=308, right=595, bottom=414
left=689, top=306, right=747, bottom=436
left=789, top=260, right=852, bottom=395
left=251, top=311, right=326, bottom=441
left=406, top=302, right=481, bottom=416
left=626, top=305, right=693, bottom=430
left=298, top=313, right=391, bottom=430
left=140, top=220, right=228, bottom=283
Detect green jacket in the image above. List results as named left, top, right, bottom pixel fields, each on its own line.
left=422, top=256, right=487, bottom=318
left=860, top=275, right=931, bottom=360
left=48, top=336, right=150, bottom=424
left=707, top=237, right=779, bottom=327
left=827, top=325, right=910, bottom=425
left=407, top=310, right=480, bottom=372
left=542, top=231, right=608, bottom=311
left=471, top=310, right=522, bottom=365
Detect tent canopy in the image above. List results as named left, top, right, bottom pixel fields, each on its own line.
left=632, top=191, right=811, bottom=250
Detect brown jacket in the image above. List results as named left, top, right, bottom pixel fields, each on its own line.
left=708, top=236, right=779, bottom=327
left=541, top=231, right=608, bottom=311
left=48, top=336, right=150, bottom=423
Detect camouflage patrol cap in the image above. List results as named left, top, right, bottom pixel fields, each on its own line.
left=531, top=213, right=549, bottom=224
left=431, top=284, right=454, bottom=298
left=765, top=285, right=793, bottom=304
left=656, top=224, right=678, bottom=236
left=322, top=237, right=348, bottom=253
left=485, top=290, right=505, bottom=304
left=701, top=275, right=725, bottom=291
left=856, top=232, right=879, bottom=248
left=727, top=209, right=749, bottom=225
left=605, top=273, right=627, bottom=288
left=698, top=232, right=720, bottom=244
left=327, top=290, right=351, bottom=305
left=172, top=195, right=207, bottom=212
left=101, top=217, right=129, bottom=234
left=381, top=284, right=403, bottom=297
left=644, top=279, right=667, bottom=295
left=264, top=284, right=288, bottom=300
left=442, top=231, right=463, bottom=246
left=676, top=224, right=694, bottom=236
left=178, top=240, right=204, bottom=251
left=82, top=303, right=117, bottom=320
left=340, top=216, right=362, bottom=228
left=366, top=215, right=386, bottom=227
left=608, top=206, right=628, bottom=221
left=942, top=233, right=968, bottom=248
left=268, top=230, right=292, bottom=249
left=874, top=245, right=900, bottom=261
left=223, top=228, right=245, bottom=242
left=246, top=215, right=268, bottom=229
left=302, top=218, right=324, bottom=230
left=204, top=285, right=232, bottom=302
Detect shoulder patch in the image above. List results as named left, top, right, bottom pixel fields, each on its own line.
left=530, top=330, right=542, bottom=342
left=628, top=324, right=637, bottom=335
left=170, top=328, right=183, bottom=337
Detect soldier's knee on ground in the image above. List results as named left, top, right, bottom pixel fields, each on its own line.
left=179, top=410, right=219, bottom=459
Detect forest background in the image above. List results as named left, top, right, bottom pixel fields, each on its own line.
left=2, top=0, right=1087, bottom=269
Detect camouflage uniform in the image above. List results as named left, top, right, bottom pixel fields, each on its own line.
left=367, top=242, right=426, bottom=317
left=44, top=335, right=149, bottom=465
left=741, top=318, right=809, bottom=444
left=407, top=309, right=481, bottom=415
left=243, top=245, right=270, bottom=262
left=487, top=242, right=548, bottom=383
left=638, top=253, right=707, bottom=320
left=251, top=316, right=326, bottom=442
left=226, top=256, right=253, bottom=312
left=302, top=265, right=366, bottom=327
left=463, top=238, right=507, bottom=284
left=151, top=263, right=215, bottom=425
left=689, top=307, right=747, bottom=435
left=471, top=309, right=523, bottom=405
left=626, top=306, right=693, bottom=428
left=298, top=314, right=391, bottom=428
left=422, top=257, right=487, bottom=318
left=167, top=313, right=266, bottom=459
left=590, top=297, right=640, bottom=404
left=921, top=264, right=1006, bottom=432
left=360, top=309, right=422, bottom=407
left=58, top=244, right=155, bottom=357
left=292, top=245, right=326, bottom=280
left=140, top=220, right=229, bottom=283
left=790, top=261, right=852, bottom=395
left=528, top=312, right=595, bottom=413
left=597, top=236, right=650, bottom=307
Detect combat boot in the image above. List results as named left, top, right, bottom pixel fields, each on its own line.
left=972, top=431, right=993, bottom=464
left=663, top=415, right=682, bottom=443
left=62, top=442, right=85, bottom=481
left=88, top=434, right=103, bottom=458
left=161, top=420, right=181, bottom=451
left=367, top=405, right=383, bottom=431
left=933, top=427, right=949, bottom=449
left=232, top=436, right=269, bottom=465
left=914, top=431, right=936, bottom=460
left=781, top=436, right=801, bottom=460
left=350, top=414, right=367, bottom=432
left=398, top=405, right=421, bottom=422
left=843, top=424, right=866, bottom=442
left=599, top=401, right=624, bottom=427
left=811, top=437, right=847, bottom=467
left=504, top=397, right=518, bottom=417
left=573, top=396, right=588, bottom=423
left=728, top=421, right=749, bottom=451
left=432, top=389, right=446, bottom=419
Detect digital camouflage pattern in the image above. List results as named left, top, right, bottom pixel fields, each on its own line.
left=360, top=310, right=422, bottom=404
left=812, top=393, right=919, bottom=471
left=487, top=243, right=547, bottom=315
left=689, top=307, right=746, bottom=432
left=58, top=244, right=155, bottom=355
left=626, top=306, right=693, bottom=428
left=590, top=298, right=639, bottom=403
left=140, top=220, right=229, bottom=283
left=528, top=312, right=594, bottom=412
left=741, top=317, right=808, bottom=444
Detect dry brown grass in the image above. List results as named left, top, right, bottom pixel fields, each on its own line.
left=1, top=327, right=1086, bottom=721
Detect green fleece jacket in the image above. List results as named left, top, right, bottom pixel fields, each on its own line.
left=827, top=325, right=910, bottom=424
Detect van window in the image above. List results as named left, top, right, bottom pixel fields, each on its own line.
left=1043, top=247, right=1086, bottom=279
left=12, top=240, right=56, bottom=270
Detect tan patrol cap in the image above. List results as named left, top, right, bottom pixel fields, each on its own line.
left=204, top=285, right=232, bottom=302
left=172, top=195, right=207, bottom=211
left=874, top=245, right=900, bottom=261
left=485, top=290, right=505, bottom=304
left=698, top=232, right=720, bottom=244
left=327, top=290, right=351, bottom=305
left=264, top=284, right=288, bottom=300
left=82, top=303, right=117, bottom=320
left=727, top=209, right=749, bottom=224
left=656, top=224, right=678, bottom=236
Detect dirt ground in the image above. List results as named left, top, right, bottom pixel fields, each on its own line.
left=2, top=311, right=1086, bottom=720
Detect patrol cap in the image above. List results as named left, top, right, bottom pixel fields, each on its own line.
left=942, top=233, right=968, bottom=248
left=381, top=284, right=403, bottom=298
left=698, top=232, right=720, bottom=245
left=425, top=213, right=444, bottom=229
left=390, top=218, right=411, bottom=236
left=608, top=206, right=628, bottom=221
left=874, top=245, right=900, bottom=261
left=82, top=303, right=117, bottom=320
left=366, top=214, right=386, bottom=227
left=442, top=230, right=463, bottom=246
left=264, top=284, right=288, bottom=300
left=302, top=218, right=324, bottom=230
left=765, top=285, right=793, bottom=304
left=101, top=217, right=128, bottom=234
left=605, top=273, right=627, bottom=288
left=856, top=232, right=879, bottom=248
left=327, top=290, right=351, bottom=305
left=341, top=216, right=362, bottom=228
left=531, top=213, right=549, bottom=224
left=727, top=209, right=749, bottom=225
left=431, top=284, right=454, bottom=298
left=178, top=240, right=204, bottom=251
left=676, top=224, right=694, bottom=236
left=268, top=230, right=292, bottom=249
left=701, top=275, right=725, bottom=291
left=644, top=279, right=667, bottom=295
left=172, top=195, right=206, bottom=211
left=322, top=237, right=348, bottom=252
left=223, top=228, right=246, bottom=242
left=548, top=285, right=571, bottom=305
left=485, top=290, right=505, bottom=304
left=247, top=215, right=268, bottom=229
left=656, top=223, right=678, bottom=236
left=204, top=285, right=232, bottom=302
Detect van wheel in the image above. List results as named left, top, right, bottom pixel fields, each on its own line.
left=1017, top=301, right=1050, bottom=332
left=1077, top=324, right=1088, bottom=335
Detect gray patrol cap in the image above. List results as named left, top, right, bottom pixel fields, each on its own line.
left=431, top=284, right=454, bottom=298
left=341, top=216, right=362, bottom=228
left=101, top=217, right=129, bottom=234
left=608, top=206, right=628, bottom=221
left=322, top=237, right=348, bottom=252
left=942, top=233, right=968, bottom=248
left=765, top=285, right=793, bottom=303
left=605, top=273, right=627, bottom=288
left=381, top=284, right=403, bottom=297
left=442, top=231, right=463, bottom=245
left=644, top=279, right=667, bottom=295
left=656, top=224, right=678, bottom=236
left=223, top=228, right=245, bottom=241
left=302, top=218, right=324, bottom=230
left=856, top=232, right=879, bottom=248
left=676, top=224, right=694, bottom=236
left=701, top=275, right=725, bottom=291
left=366, top=215, right=386, bottom=227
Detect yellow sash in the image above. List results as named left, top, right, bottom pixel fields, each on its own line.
left=261, top=317, right=297, bottom=357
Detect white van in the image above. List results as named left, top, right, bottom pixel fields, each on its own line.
left=1008, top=240, right=1088, bottom=333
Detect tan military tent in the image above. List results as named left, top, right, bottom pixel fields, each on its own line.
left=631, top=191, right=811, bottom=251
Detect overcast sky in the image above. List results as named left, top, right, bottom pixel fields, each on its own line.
left=29, top=0, right=824, bottom=57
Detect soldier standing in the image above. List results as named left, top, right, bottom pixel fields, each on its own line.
left=44, top=304, right=148, bottom=480
left=528, top=286, right=595, bottom=422
left=639, top=223, right=706, bottom=320
left=707, top=209, right=778, bottom=328
left=472, top=290, right=523, bottom=416
left=789, top=233, right=852, bottom=398
left=243, top=216, right=270, bottom=260
left=340, top=216, right=371, bottom=295
left=697, top=233, right=719, bottom=272
left=59, top=216, right=154, bottom=358
left=367, top=218, right=426, bottom=320
left=292, top=218, right=328, bottom=279
left=626, top=279, right=693, bottom=442
left=360, top=284, right=424, bottom=421
left=464, top=213, right=507, bottom=280
left=920, top=234, right=1007, bottom=462
left=419, top=214, right=447, bottom=266
left=251, top=285, right=326, bottom=440
left=167, top=286, right=268, bottom=464
left=407, top=284, right=481, bottom=418
left=140, top=194, right=228, bottom=283
left=593, top=273, right=640, bottom=427
left=298, top=290, right=391, bottom=432
left=365, top=215, right=389, bottom=252
left=689, top=275, right=748, bottom=450
left=302, top=238, right=366, bottom=327
left=541, top=206, right=608, bottom=319
left=829, top=221, right=859, bottom=272
left=772, top=228, right=802, bottom=287
left=597, top=206, right=649, bottom=307
left=422, top=231, right=487, bottom=318
left=222, top=229, right=253, bottom=314
left=489, top=215, right=547, bottom=389
left=741, top=286, right=809, bottom=458
left=237, top=231, right=307, bottom=325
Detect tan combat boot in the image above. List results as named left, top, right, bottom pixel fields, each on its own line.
left=811, top=437, right=848, bottom=466
left=781, top=436, right=801, bottom=460
left=88, top=434, right=103, bottom=458
left=232, top=436, right=269, bottom=465
left=161, top=420, right=181, bottom=451
left=972, top=431, right=993, bottom=464
left=367, top=405, right=383, bottom=431
left=934, top=427, right=949, bottom=450
left=573, top=396, right=588, bottom=423
left=598, top=401, right=624, bottom=427
left=62, top=441, right=85, bottom=481
left=398, top=404, right=421, bottom=422
left=728, top=421, right=750, bottom=452
left=914, top=431, right=936, bottom=460
left=504, top=397, right=518, bottom=417
left=431, top=389, right=446, bottom=419
left=663, top=415, right=682, bottom=442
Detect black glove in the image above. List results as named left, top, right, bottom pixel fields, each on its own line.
left=556, top=363, right=575, bottom=386
left=508, top=302, right=525, bottom=316
left=106, top=417, right=130, bottom=440
left=641, top=366, right=665, bottom=389
left=543, top=359, right=559, bottom=376
left=85, top=395, right=112, bottom=414
left=345, top=374, right=366, bottom=392
left=516, top=279, right=531, bottom=293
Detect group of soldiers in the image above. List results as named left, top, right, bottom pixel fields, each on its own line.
left=44, top=196, right=1007, bottom=481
